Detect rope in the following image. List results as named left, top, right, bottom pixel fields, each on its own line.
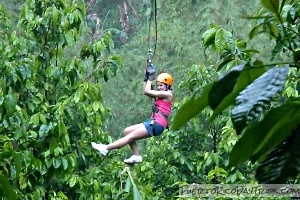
left=146, top=0, right=158, bottom=59
left=147, top=1, right=152, bottom=52
left=145, top=0, right=158, bottom=108
left=152, top=0, right=157, bottom=57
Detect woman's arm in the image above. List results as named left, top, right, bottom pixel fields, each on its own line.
left=143, top=80, right=172, bottom=100
left=143, top=81, right=147, bottom=91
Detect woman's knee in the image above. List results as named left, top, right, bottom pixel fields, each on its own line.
left=123, top=127, right=131, bottom=136
left=123, top=123, right=143, bottom=136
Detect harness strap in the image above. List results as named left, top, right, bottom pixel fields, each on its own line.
left=152, top=106, right=168, bottom=120
left=151, top=104, right=169, bottom=131
left=150, top=119, right=156, bottom=136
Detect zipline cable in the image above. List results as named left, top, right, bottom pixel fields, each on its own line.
left=146, top=0, right=158, bottom=60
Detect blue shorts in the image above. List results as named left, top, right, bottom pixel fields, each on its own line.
left=143, top=119, right=165, bottom=137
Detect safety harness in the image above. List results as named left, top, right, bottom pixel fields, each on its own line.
left=150, top=101, right=169, bottom=136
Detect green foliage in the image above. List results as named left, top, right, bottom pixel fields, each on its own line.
left=119, top=167, right=143, bottom=200
left=0, top=175, right=16, bottom=199
left=209, top=64, right=266, bottom=122
left=248, top=0, right=300, bottom=63
left=3, top=0, right=298, bottom=199
left=171, top=83, right=213, bottom=131
left=229, top=102, right=300, bottom=167
left=173, top=0, right=300, bottom=184
left=0, top=0, right=123, bottom=199
left=172, top=30, right=267, bottom=131
left=208, top=64, right=245, bottom=110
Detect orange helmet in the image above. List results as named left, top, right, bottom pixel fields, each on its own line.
left=156, top=73, right=173, bottom=85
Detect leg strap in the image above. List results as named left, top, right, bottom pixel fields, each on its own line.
left=150, top=119, right=156, bottom=136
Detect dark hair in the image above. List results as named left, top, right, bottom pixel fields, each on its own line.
left=163, top=83, right=172, bottom=91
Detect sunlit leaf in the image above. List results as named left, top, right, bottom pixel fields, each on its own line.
left=29, top=113, right=40, bottom=126
left=4, top=95, right=16, bottom=117
left=38, top=124, right=50, bottom=140
left=40, top=113, right=47, bottom=124
left=62, top=157, right=68, bottom=170
left=124, top=177, right=131, bottom=193
left=59, top=119, right=67, bottom=137
left=53, top=158, right=61, bottom=169
left=171, top=83, right=213, bottom=131
left=69, top=177, right=76, bottom=187
left=202, top=27, right=217, bottom=48
left=132, top=184, right=142, bottom=200
left=249, top=24, right=263, bottom=40
left=209, top=65, right=266, bottom=122
left=215, top=28, right=230, bottom=53
left=267, top=22, right=279, bottom=38
left=208, top=64, right=245, bottom=110
left=261, top=0, right=279, bottom=13
left=242, top=49, right=260, bottom=54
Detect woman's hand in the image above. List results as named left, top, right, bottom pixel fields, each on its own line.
left=147, top=64, right=156, bottom=81
left=144, top=80, right=172, bottom=101
left=143, top=69, right=149, bottom=82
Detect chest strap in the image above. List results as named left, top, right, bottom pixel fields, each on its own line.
left=152, top=104, right=169, bottom=131
left=152, top=104, right=168, bottom=120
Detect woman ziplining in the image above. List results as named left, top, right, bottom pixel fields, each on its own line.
left=91, top=0, right=166, bottom=164
left=91, top=60, right=173, bottom=164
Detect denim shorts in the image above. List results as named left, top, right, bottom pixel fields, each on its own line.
left=143, top=119, right=165, bottom=137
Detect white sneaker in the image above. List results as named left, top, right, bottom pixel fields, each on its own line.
left=91, top=142, right=108, bottom=156
left=124, top=155, right=143, bottom=164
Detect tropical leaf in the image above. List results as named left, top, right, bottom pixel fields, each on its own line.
left=251, top=103, right=300, bottom=162
left=255, top=127, right=300, bottom=183
left=271, top=41, right=284, bottom=61
left=242, top=49, right=260, bottom=54
left=267, top=22, right=279, bottom=37
left=231, top=66, right=289, bottom=134
left=0, top=175, right=16, bottom=199
left=249, top=24, right=263, bottom=40
left=229, top=102, right=300, bottom=168
left=202, top=27, right=217, bottom=48
left=4, top=94, right=16, bottom=117
left=12, top=151, right=22, bottom=178
left=133, top=184, right=142, bottom=200
left=124, top=177, right=131, bottom=193
left=208, top=64, right=245, bottom=110
left=215, top=56, right=234, bottom=71
left=171, top=83, right=213, bottom=131
left=209, top=64, right=266, bottom=122
left=261, top=0, right=280, bottom=13
left=215, top=28, right=230, bottom=53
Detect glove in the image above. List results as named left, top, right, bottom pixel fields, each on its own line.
left=147, top=64, right=156, bottom=81
left=143, top=69, right=149, bottom=82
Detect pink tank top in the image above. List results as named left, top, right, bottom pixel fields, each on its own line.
left=152, top=98, right=172, bottom=127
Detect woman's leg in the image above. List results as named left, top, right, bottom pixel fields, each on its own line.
left=123, top=123, right=143, bottom=155
left=124, top=123, right=150, bottom=154
left=106, top=124, right=149, bottom=154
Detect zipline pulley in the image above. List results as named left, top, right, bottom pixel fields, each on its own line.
left=147, top=49, right=153, bottom=66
